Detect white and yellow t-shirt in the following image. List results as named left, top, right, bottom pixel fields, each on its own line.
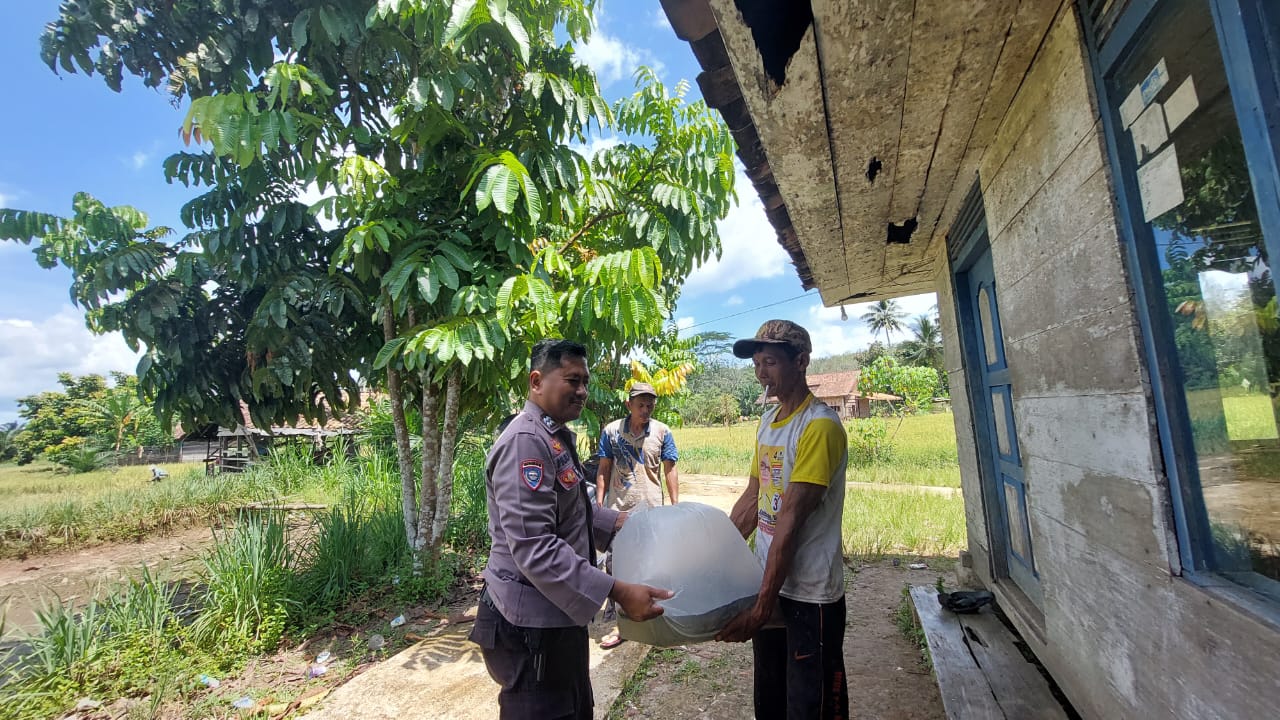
left=752, top=394, right=847, bottom=604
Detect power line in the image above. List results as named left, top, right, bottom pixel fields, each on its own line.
left=681, top=291, right=818, bottom=331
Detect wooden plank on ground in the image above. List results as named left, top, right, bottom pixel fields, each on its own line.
left=958, top=609, right=1071, bottom=720
left=909, top=585, right=1003, bottom=719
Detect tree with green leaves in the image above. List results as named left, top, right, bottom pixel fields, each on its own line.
left=857, top=355, right=939, bottom=415
left=7, top=0, right=735, bottom=560
left=0, top=422, right=22, bottom=462
left=861, top=299, right=907, bottom=348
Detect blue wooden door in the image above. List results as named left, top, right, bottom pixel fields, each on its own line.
left=966, top=247, right=1042, bottom=607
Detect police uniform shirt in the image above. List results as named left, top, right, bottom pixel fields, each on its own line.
left=482, top=400, right=621, bottom=628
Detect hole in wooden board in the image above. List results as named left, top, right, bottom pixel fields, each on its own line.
left=887, top=218, right=918, bottom=244
left=866, top=157, right=882, bottom=183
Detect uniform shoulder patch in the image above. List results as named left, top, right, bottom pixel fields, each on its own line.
left=551, top=439, right=564, bottom=453
left=520, top=459, right=544, bottom=490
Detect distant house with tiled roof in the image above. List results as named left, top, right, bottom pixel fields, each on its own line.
left=756, top=370, right=899, bottom=420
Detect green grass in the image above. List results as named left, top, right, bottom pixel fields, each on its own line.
left=677, top=412, right=960, bottom=487
left=1221, top=392, right=1278, bottom=440
left=680, top=412, right=966, bottom=560
left=841, top=486, right=966, bottom=559
left=0, top=450, right=345, bottom=557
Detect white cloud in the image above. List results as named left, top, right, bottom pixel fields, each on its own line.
left=0, top=191, right=12, bottom=208
left=0, top=306, right=144, bottom=422
left=682, top=166, right=790, bottom=296
left=651, top=8, right=673, bottom=30
left=578, top=21, right=663, bottom=87
left=130, top=151, right=151, bottom=171
left=570, top=135, right=622, bottom=160
left=674, top=316, right=696, bottom=335
left=802, top=292, right=939, bottom=358
left=725, top=295, right=744, bottom=306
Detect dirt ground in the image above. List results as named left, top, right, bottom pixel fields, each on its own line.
left=606, top=559, right=948, bottom=720
left=0, top=524, right=216, bottom=636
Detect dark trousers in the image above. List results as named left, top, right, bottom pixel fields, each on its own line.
left=753, top=595, right=849, bottom=720
left=469, top=598, right=593, bottom=720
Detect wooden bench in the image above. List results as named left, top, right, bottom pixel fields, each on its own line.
left=908, top=586, right=1072, bottom=720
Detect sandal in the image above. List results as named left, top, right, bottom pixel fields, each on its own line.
left=599, top=630, right=625, bottom=649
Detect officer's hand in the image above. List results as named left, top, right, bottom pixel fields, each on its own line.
left=609, top=579, right=672, bottom=622
left=614, top=510, right=628, bottom=532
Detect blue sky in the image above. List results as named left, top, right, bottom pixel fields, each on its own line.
left=0, top=2, right=934, bottom=423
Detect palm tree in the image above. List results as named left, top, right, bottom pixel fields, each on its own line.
left=861, top=299, right=907, bottom=347
left=902, top=314, right=943, bottom=368
left=0, top=421, right=22, bottom=462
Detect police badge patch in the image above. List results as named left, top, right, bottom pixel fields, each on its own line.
left=521, top=459, right=544, bottom=490
left=557, top=467, right=580, bottom=489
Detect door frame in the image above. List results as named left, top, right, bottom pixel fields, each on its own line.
left=947, top=181, right=1044, bottom=609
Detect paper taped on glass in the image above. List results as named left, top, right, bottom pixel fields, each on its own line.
left=1137, top=144, right=1184, bottom=222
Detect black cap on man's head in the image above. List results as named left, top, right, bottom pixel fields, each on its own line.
left=732, top=319, right=813, bottom=358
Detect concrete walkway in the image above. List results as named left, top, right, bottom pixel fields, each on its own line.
left=298, top=476, right=743, bottom=719
left=297, top=615, right=648, bottom=720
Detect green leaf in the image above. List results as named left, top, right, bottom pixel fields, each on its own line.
left=374, top=336, right=407, bottom=369
left=292, top=9, right=312, bottom=49
left=417, top=268, right=440, bottom=303
left=436, top=241, right=472, bottom=270
left=432, top=255, right=460, bottom=289
left=487, top=165, right=518, bottom=214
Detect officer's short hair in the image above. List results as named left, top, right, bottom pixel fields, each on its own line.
left=530, top=339, right=588, bottom=374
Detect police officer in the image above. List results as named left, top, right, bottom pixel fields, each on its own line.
left=470, top=339, right=672, bottom=719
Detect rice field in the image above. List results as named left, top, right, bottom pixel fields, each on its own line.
left=675, top=411, right=966, bottom=558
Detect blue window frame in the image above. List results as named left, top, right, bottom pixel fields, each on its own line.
left=1083, top=0, right=1280, bottom=609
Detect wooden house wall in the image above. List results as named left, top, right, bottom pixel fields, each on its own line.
left=937, top=5, right=1280, bottom=718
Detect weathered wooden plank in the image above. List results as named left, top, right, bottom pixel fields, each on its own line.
left=980, top=4, right=1094, bottom=236
left=898, top=0, right=1022, bottom=273
left=909, top=586, right=1004, bottom=719
left=659, top=0, right=717, bottom=43
left=959, top=608, right=1071, bottom=720
left=930, top=0, right=1062, bottom=264
left=809, top=0, right=914, bottom=302
left=708, top=0, right=847, bottom=302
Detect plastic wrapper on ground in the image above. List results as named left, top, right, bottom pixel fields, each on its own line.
left=612, top=502, right=762, bottom=646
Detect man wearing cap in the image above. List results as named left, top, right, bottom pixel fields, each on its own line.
left=717, top=320, right=850, bottom=719
left=594, top=380, right=681, bottom=648
left=470, top=339, right=672, bottom=719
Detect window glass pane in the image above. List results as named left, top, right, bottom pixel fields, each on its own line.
left=991, top=387, right=1012, bottom=457
left=1109, top=0, right=1280, bottom=590
left=978, top=286, right=999, bottom=365
left=1004, top=479, right=1030, bottom=563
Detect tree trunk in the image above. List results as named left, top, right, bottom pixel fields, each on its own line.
left=431, top=366, right=462, bottom=546
left=383, top=304, right=418, bottom=549
left=414, top=375, right=441, bottom=561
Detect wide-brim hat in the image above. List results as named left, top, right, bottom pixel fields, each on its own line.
left=732, top=319, right=812, bottom=358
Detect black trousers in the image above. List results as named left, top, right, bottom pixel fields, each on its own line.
left=469, top=597, right=593, bottom=720
left=752, top=595, right=849, bottom=720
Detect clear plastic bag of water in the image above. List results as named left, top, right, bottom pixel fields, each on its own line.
left=612, top=502, right=762, bottom=646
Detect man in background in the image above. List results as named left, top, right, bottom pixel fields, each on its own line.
left=594, top=381, right=680, bottom=648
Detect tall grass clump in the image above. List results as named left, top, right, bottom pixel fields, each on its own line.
left=841, top=486, right=966, bottom=559
left=190, top=511, right=293, bottom=655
